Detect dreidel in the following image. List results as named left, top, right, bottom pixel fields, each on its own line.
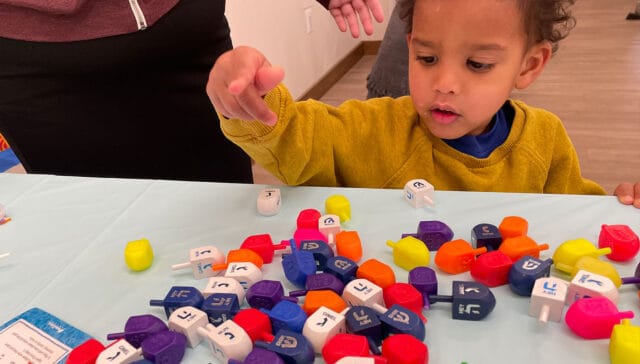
left=212, top=249, right=264, bottom=272
left=66, top=339, right=105, bottom=364
left=140, top=330, right=187, bottom=364
left=357, top=259, right=396, bottom=289
left=149, top=286, right=204, bottom=318
left=255, top=330, right=316, bottom=364
left=201, top=293, right=241, bottom=326
left=378, top=304, right=426, bottom=341
left=498, top=216, right=528, bottom=239
left=343, top=279, right=385, bottom=310
left=336, top=231, right=363, bottom=263
left=224, top=261, right=263, bottom=290
left=171, top=245, right=225, bottom=279
left=197, top=321, right=253, bottom=362
left=508, top=256, right=553, bottom=296
left=471, top=223, right=503, bottom=251
left=301, top=289, right=348, bottom=316
left=289, top=272, right=345, bottom=297
left=609, top=319, right=640, bottom=364
left=124, top=238, right=154, bottom=272
left=232, top=308, right=274, bottom=343
left=260, top=300, right=308, bottom=334
left=344, top=306, right=385, bottom=350
left=202, top=276, right=246, bottom=302
left=565, top=297, right=635, bottom=339
left=386, top=236, right=430, bottom=271
left=229, top=347, right=285, bottom=364
left=470, top=250, right=514, bottom=287
left=566, top=270, right=619, bottom=305
left=325, top=256, right=359, bottom=284
left=300, top=239, right=335, bottom=271
left=297, top=208, right=322, bottom=229
left=245, top=279, right=298, bottom=310
left=381, top=334, right=429, bottom=364
left=403, top=220, right=453, bottom=251
left=282, top=239, right=317, bottom=288
left=552, top=238, right=611, bottom=274
left=529, top=277, right=568, bottom=323
left=107, top=314, right=168, bottom=348
left=322, top=333, right=375, bottom=364
left=498, top=236, right=549, bottom=261
left=598, top=224, right=639, bottom=262
left=96, top=339, right=143, bottom=363
left=568, top=255, right=640, bottom=288
left=408, top=266, right=438, bottom=307
left=303, top=306, right=347, bottom=353
left=256, top=188, right=281, bottom=216
left=383, top=283, right=427, bottom=322
left=168, top=306, right=209, bottom=347
left=402, top=178, right=435, bottom=208
left=326, top=194, right=352, bottom=223
left=240, top=234, right=289, bottom=264
left=428, top=281, right=496, bottom=320
left=434, top=239, right=487, bottom=274
left=319, top=214, right=342, bottom=247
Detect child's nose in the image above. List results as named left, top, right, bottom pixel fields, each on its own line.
left=432, top=64, right=460, bottom=95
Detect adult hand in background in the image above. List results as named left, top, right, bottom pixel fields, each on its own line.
left=614, top=182, right=640, bottom=208
left=328, top=0, right=385, bottom=38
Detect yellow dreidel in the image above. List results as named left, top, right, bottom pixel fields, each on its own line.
left=386, top=236, right=430, bottom=271
left=610, top=319, right=640, bottom=364
left=569, top=256, right=640, bottom=288
left=325, top=195, right=351, bottom=223
left=552, top=238, right=611, bottom=274
left=124, top=238, right=154, bottom=271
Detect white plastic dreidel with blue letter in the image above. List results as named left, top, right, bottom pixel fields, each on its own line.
left=403, top=179, right=435, bottom=208
left=257, top=188, right=281, bottom=216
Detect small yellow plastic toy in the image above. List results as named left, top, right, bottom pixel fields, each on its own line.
left=325, top=195, right=351, bottom=223
left=552, top=238, right=611, bottom=274
left=609, top=319, right=640, bottom=364
left=386, top=236, right=430, bottom=271
left=124, top=238, right=154, bottom=271
left=568, top=256, right=624, bottom=287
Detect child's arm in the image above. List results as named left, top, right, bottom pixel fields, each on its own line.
left=614, top=182, right=640, bottom=208
left=207, top=46, right=285, bottom=126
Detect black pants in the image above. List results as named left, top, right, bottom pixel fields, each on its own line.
left=0, top=0, right=253, bottom=183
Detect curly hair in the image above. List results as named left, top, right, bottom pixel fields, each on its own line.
left=396, top=0, right=577, bottom=54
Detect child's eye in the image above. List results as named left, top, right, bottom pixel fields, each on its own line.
left=467, top=60, right=494, bottom=72
left=416, top=55, right=437, bottom=65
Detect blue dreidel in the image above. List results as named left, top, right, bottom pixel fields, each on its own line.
left=246, top=280, right=298, bottom=310
left=345, top=306, right=384, bottom=355
left=325, top=256, right=359, bottom=284
left=255, top=329, right=315, bottom=364
left=202, top=293, right=241, bottom=326
left=471, top=223, right=503, bottom=251
left=228, top=347, right=285, bottom=364
left=140, top=330, right=187, bottom=363
left=508, top=256, right=553, bottom=296
left=282, top=239, right=317, bottom=288
left=107, top=314, right=168, bottom=348
left=289, top=272, right=346, bottom=297
left=403, top=220, right=454, bottom=251
left=408, top=266, right=438, bottom=308
left=428, top=281, right=496, bottom=320
left=379, top=304, right=426, bottom=341
left=149, top=286, right=204, bottom=318
left=300, top=240, right=335, bottom=271
left=260, top=300, right=308, bottom=334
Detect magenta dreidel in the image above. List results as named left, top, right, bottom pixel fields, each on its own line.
left=566, top=270, right=619, bottom=305
left=168, top=306, right=209, bottom=347
left=245, top=279, right=298, bottom=310
left=149, top=286, right=204, bottom=318
left=598, top=224, right=639, bottom=262
left=303, top=306, right=347, bottom=353
left=529, top=277, right=568, bottom=323
left=609, top=319, right=640, bottom=364
left=202, top=276, right=246, bottom=302
left=171, top=245, right=224, bottom=279
left=140, top=330, right=186, bottom=363
left=289, top=272, right=346, bottom=297
left=96, top=339, right=143, bottom=364
left=408, top=266, right=438, bottom=308
left=107, top=314, right=168, bottom=348
left=403, top=178, right=435, bottom=208
left=257, top=188, right=281, bottom=216
left=240, top=234, right=289, bottom=264
left=197, top=321, right=253, bottom=362
left=201, top=293, right=241, bottom=326
left=319, top=214, right=342, bottom=247
left=224, top=261, right=263, bottom=290
left=565, top=296, right=635, bottom=339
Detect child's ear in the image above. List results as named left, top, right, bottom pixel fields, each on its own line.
left=514, top=41, right=553, bottom=89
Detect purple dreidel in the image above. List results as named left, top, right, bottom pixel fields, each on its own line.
left=428, top=281, right=496, bottom=320
left=255, top=329, right=315, bottom=364
left=290, top=272, right=346, bottom=297
left=228, top=347, right=285, bottom=364
left=246, top=280, right=298, bottom=310
left=403, top=220, right=454, bottom=251
left=300, top=240, right=335, bottom=271
left=408, top=266, right=438, bottom=308
left=324, top=256, right=359, bottom=284
left=282, top=239, right=317, bottom=288
left=107, top=314, right=168, bottom=348
left=471, top=223, right=503, bottom=251
left=149, top=286, right=204, bottom=318
left=140, top=330, right=187, bottom=363
left=201, top=293, right=241, bottom=326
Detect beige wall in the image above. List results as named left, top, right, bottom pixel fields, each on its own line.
left=226, top=0, right=392, bottom=99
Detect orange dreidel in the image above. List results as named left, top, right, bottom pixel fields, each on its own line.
left=553, top=238, right=612, bottom=274
left=386, top=236, right=430, bottom=271
left=434, top=239, right=487, bottom=274
left=335, top=231, right=363, bottom=263
left=301, top=290, right=348, bottom=316
left=498, top=216, right=528, bottom=239
left=357, top=259, right=396, bottom=289
left=212, top=248, right=264, bottom=272
left=498, top=236, right=549, bottom=262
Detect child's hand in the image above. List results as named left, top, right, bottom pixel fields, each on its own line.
left=614, top=182, right=640, bottom=208
left=207, top=46, right=285, bottom=126
left=328, top=0, right=385, bottom=38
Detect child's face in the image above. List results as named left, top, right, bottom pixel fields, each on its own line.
left=407, top=0, right=546, bottom=139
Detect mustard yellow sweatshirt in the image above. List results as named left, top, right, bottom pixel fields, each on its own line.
left=220, top=84, right=605, bottom=195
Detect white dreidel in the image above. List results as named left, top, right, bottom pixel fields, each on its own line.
left=403, top=179, right=435, bottom=208
left=302, top=305, right=348, bottom=353
left=171, top=245, right=225, bottom=279
left=319, top=214, right=342, bottom=248
left=202, top=276, right=246, bottom=302
left=567, top=269, right=619, bottom=305
left=224, top=262, right=263, bottom=290
left=257, top=188, right=281, bottom=216
left=168, top=306, right=209, bottom=348
left=342, top=278, right=386, bottom=312
left=529, top=277, right=569, bottom=323
left=96, top=339, right=143, bottom=364
left=197, top=321, right=253, bottom=362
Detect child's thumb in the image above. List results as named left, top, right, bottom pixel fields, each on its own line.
left=255, top=66, right=285, bottom=96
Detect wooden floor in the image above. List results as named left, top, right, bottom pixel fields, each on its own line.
left=256, top=0, right=640, bottom=194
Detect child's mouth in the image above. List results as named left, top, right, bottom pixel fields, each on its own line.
left=430, top=108, right=459, bottom=124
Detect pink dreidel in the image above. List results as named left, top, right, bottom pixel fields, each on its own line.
left=565, top=297, right=634, bottom=339
left=598, top=224, right=640, bottom=262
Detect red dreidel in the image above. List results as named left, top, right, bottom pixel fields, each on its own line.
left=168, top=306, right=209, bottom=347
left=566, top=270, right=619, bottom=305
left=303, top=306, right=348, bottom=353
left=197, top=321, right=253, bottom=362
left=107, top=314, right=168, bottom=347
left=357, top=259, right=396, bottom=289
left=336, top=357, right=387, bottom=364
left=498, top=216, right=528, bottom=239
left=428, top=281, right=496, bottom=320
left=386, top=236, right=430, bottom=271
left=140, top=330, right=187, bottom=364
left=498, top=235, right=549, bottom=261
left=383, top=283, right=427, bottom=322
left=434, top=239, right=486, bottom=274
left=552, top=238, right=612, bottom=274
left=66, top=338, right=105, bottom=364
left=96, top=339, right=143, bottom=363
left=381, top=334, right=428, bottom=364
left=322, top=333, right=375, bottom=364
left=232, top=308, right=274, bottom=343
left=336, top=230, right=363, bottom=262
left=301, top=289, right=348, bottom=316
left=293, top=208, right=327, bottom=245
left=529, top=277, right=568, bottom=323
left=240, top=234, right=289, bottom=264
left=565, top=296, right=635, bottom=339
left=599, top=224, right=640, bottom=262
left=470, top=250, right=513, bottom=287
left=171, top=245, right=224, bottom=279
left=609, top=319, right=640, bottom=364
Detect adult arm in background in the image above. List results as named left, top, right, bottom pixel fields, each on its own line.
left=614, top=183, right=640, bottom=208
left=320, top=0, right=385, bottom=38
